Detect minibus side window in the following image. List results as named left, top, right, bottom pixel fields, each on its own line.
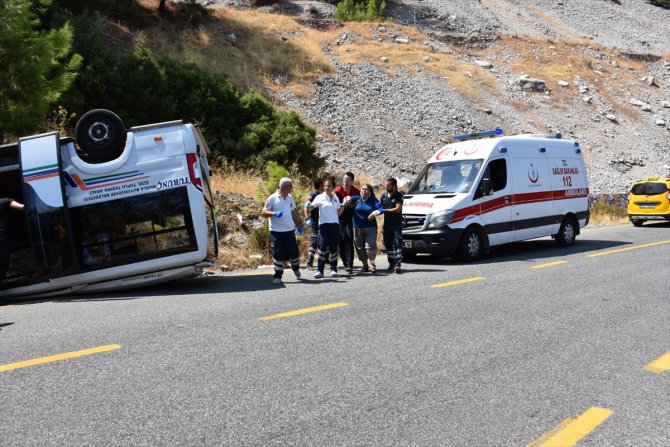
left=476, top=159, right=507, bottom=199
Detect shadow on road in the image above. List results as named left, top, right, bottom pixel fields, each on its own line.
left=6, top=224, right=667, bottom=305
left=403, top=237, right=633, bottom=266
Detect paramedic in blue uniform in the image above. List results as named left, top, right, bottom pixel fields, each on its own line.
left=304, top=179, right=324, bottom=270
left=0, top=197, right=24, bottom=280
left=379, top=178, right=404, bottom=274
left=262, top=178, right=303, bottom=285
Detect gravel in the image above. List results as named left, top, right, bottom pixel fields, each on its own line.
left=203, top=1, right=670, bottom=193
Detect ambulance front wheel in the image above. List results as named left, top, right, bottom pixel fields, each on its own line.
left=75, top=109, right=127, bottom=163
left=555, top=217, right=577, bottom=247
left=457, top=227, right=484, bottom=261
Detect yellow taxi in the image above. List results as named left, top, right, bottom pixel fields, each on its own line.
left=627, top=176, right=670, bottom=226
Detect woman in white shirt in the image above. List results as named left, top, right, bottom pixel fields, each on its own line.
left=307, top=179, right=343, bottom=278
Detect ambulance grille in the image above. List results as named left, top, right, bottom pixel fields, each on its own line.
left=402, top=214, right=427, bottom=230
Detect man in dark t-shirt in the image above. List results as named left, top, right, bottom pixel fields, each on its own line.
left=0, top=197, right=25, bottom=280
left=304, top=179, right=324, bottom=269
left=380, top=178, right=404, bottom=274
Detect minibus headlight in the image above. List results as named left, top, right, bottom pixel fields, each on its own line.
left=427, top=210, right=454, bottom=229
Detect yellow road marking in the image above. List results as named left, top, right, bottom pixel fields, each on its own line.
left=430, top=277, right=485, bottom=288
left=0, top=344, right=122, bottom=373
left=587, top=239, right=670, bottom=258
left=531, top=260, right=568, bottom=269
left=259, top=302, right=349, bottom=321
left=528, top=407, right=613, bottom=447
left=644, top=351, right=670, bottom=374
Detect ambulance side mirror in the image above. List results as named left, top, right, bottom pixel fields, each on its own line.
left=479, top=178, right=493, bottom=197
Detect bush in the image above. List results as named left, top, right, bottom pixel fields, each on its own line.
left=59, top=15, right=324, bottom=177
left=249, top=225, right=271, bottom=254
left=334, top=0, right=388, bottom=22
left=264, top=161, right=291, bottom=194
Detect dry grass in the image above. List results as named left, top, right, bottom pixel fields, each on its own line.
left=209, top=167, right=262, bottom=198
left=138, top=6, right=333, bottom=92
left=589, top=201, right=628, bottom=226
left=332, top=23, right=499, bottom=104
left=133, top=2, right=498, bottom=101
left=525, top=6, right=581, bottom=40
left=480, top=36, right=654, bottom=117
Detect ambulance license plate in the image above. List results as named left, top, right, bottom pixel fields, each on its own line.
left=403, top=241, right=413, bottom=248
left=639, top=204, right=656, bottom=208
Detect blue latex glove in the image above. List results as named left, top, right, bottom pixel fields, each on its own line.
left=375, top=202, right=384, bottom=211
left=306, top=218, right=312, bottom=229
left=296, top=225, right=303, bottom=235
left=275, top=211, right=284, bottom=218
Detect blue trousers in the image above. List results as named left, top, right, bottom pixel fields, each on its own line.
left=383, top=224, right=403, bottom=267
left=317, top=223, right=339, bottom=273
left=270, top=230, right=300, bottom=279
left=307, top=223, right=319, bottom=265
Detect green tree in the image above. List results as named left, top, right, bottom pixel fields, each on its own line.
left=0, top=0, right=81, bottom=141
left=334, top=0, right=387, bottom=22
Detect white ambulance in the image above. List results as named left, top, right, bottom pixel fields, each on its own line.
left=401, top=129, right=589, bottom=260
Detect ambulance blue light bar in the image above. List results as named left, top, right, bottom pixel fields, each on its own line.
left=545, top=133, right=562, bottom=139
left=450, top=128, right=503, bottom=142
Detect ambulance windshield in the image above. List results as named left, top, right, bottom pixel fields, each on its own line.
left=408, top=159, right=483, bottom=194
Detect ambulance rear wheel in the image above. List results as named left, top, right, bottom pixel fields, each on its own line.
left=555, top=217, right=577, bottom=247
left=457, top=227, right=483, bottom=261
left=75, top=109, right=127, bottom=163
left=632, top=220, right=644, bottom=227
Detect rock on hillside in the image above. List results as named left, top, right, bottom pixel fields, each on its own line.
left=213, top=0, right=670, bottom=193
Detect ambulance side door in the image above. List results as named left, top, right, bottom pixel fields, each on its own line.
left=474, top=157, right=513, bottom=246
left=511, top=155, right=552, bottom=241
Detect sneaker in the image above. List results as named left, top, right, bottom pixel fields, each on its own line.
left=394, top=266, right=402, bottom=274
left=313, top=271, right=324, bottom=279
left=294, top=269, right=302, bottom=280
left=272, top=278, right=282, bottom=285
left=331, top=270, right=339, bottom=278
left=306, top=263, right=314, bottom=271
left=386, top=265, right=395, bottom=273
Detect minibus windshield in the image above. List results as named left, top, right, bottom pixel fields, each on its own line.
left=408, top=159, right=483, bottom=194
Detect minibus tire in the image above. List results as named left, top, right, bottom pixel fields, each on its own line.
left=75, top=109, right=127, bottom=162
left=457, top=227, right=483, bottom=261
left=555, top=217, right=577, bottom=247
left=632, top=220, right=644, bottom=227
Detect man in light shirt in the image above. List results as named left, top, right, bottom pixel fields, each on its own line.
left=262, top=178, right=303, bottom=285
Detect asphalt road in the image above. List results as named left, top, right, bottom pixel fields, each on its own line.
left=1, top=222, right=669, bottom=446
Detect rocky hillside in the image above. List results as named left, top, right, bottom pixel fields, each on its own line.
left=210, top=0, right=669, bottom=193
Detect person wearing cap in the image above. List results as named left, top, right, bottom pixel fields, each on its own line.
left=0, top=196, right=24, bottom=280
left=262, top=177, right=303, bottom=285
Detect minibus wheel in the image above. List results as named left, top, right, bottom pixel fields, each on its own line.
left=75, top=109, right=127, bottom=163
left=555, top=217, right=577, bottom=247
left=457, top=227, right=483, bottom=261
left=632, top=219, right=644, bottom=227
